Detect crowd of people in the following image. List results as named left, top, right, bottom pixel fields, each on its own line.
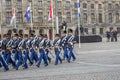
left=0, top=29, right=76, bottom=71
left=106, top=29, right=118, bottom=42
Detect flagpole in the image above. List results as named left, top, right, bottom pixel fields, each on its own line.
left=78, top=0, right=81, bottom=48
left=30, top=2, right=33, bottom=31
left=51, top=0, right=54, bottom=40
left=14, top=8, right=16, bottom=29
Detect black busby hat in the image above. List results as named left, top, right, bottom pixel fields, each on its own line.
left=24, top=34, right=28, bottom=37
left=14, top=34, right=18, bottom=37
left=30, top=34, right=34, bottom=37
left=19, top=34, right=23, bottom=38
left=55, top=34, right=60, bottom=37
left=68, top=29, right=73, bottom=33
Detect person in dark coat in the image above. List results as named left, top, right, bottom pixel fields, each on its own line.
left=113, top=30, right=118, bottom=42
left=106, top=30, right=111, bottom=42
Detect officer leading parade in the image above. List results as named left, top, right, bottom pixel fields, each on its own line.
left=0, top=29, right=77, bottom=71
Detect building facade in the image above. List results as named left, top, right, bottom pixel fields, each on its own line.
left=0, top=0, right=120, bottom=38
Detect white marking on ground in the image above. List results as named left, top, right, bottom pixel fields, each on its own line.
left=78, top=49, right=120, bottom=54
left=76, top=61, right=120, bottom=67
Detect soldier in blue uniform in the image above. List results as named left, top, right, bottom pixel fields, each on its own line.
left=67, top=29, right=76, bottom=63
left=12, top=34, right=19, bottom=63
left=44, top=34, right=52, bottom=63
left=61, top=31, right=68, bottom=61
left=5, top=34, right=16, bottom=68
left=0, top=36, right=9, bottom=71
left=29, top=34, right=38, bottom=65
left=53, top=34, right=62, bottom=65
left=36, top=34, right=48, bottom=67
left=1, top=34, right=8, bottom=60
left=22, top=34, right=31, bottom=69
left=16, top=34, right=24, bottom=70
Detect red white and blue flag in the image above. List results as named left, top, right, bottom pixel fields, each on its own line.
left=25, top=3, right=31, bottom=22
left=77, top=0, right=80, bottom=17
left=10, top=8, right=15, bottom=25
left=48, top=2, right=53, bottom=21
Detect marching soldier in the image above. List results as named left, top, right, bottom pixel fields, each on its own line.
left=22, top=34, right=31, bottom=69
left=5, top=34, right=16, bottom=68
left=0, top=36, right=9, bottom=71
left=67, top=29, right=76, bottom=63
left=16, top=34, right=24, bottom=70
left=36, top=34, right=48, bottom=67
left=44, top=34, right=52, bottom=63
left=12, top=34, right=19, bottom=62
left=61, top=31, right=68, bottom=61
left=53, top=34, right=62, bottom=65
left=29, top=34, right=38, bottom=65
left=1, top=34, right=7, bottom=60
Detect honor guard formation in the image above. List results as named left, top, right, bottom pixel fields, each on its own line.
left=0, top=29, right=76, bottom=71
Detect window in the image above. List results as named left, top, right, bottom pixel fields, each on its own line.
left=57, top=1, right=61, bottom=8
left=84, top=28, right=88, bottom=34
left=91, top=4, right=94, bottom=9
left=115, top=4, right=119, bottom=10
left=108, top=13, right=112, bottom=23
left=83, top=3, right=87, bottom=8
left=66, top=12, right=71, bottom=23
left=108, top=4, right=112, bottom=10
left=47, top=1, right=50, bottom=7
left=66, top=1, right=70, bottom=8
left=17, top=0, right=22, bottom=8
left=100, top=28, right=103, bottom=34
left=98, top=4, right=102, bottom=9
left=6, top=0, right=11, bottom=8
left=38, top=1, right=42, bottom=7
left=38, top=12, right=43, bottom=22
left=74, top=3, right=77, bottom=8
left=116, top=13, right=119, bottom=23
left=91, top=13, right=95, bottom=23
left=58, top=12, right=62, bottom=23
left=83, top=13, right=87, bottom=23
left=92, top=28, right=96, bottom=34
left=6, top=12, right=11, bottom=24
left=17, top=12, right=23, bottom=23
left=74, top=10, right=78, bottom=24
left=98, top=13, right=102, bottom=23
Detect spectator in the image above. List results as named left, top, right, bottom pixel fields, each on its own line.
left=106, top=30, right=111, bottom=42
left=113, top=30, right=118, bottom=42
left=110, top=29, right=114, bottom=42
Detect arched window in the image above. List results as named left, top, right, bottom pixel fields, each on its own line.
left=91, top=4, right=94, bottom=9
left=83, top=3, right=87, bottom=8
left=115, top=4, right=119, bottom=9
left=108, top=3, right=112, bottom=10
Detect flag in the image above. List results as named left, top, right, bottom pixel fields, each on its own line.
left=25, top=3, right=31, bottom=22
left=48, top=2, right=53, bottom=21
left=77, top=0, right=80, bottom=17
left=10, top=8, right=15, bottom=25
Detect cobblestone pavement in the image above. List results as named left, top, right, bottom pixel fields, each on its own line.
left=0, top=40, right=120, bottom=80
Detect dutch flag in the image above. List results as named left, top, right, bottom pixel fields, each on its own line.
left=10, top=8, right=15, bottom=25
left=25, top=3, right=31, bottom=22
left=48, top=2, right=53, bottom=21
left=77, top=0, right=80, bottom=17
